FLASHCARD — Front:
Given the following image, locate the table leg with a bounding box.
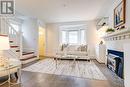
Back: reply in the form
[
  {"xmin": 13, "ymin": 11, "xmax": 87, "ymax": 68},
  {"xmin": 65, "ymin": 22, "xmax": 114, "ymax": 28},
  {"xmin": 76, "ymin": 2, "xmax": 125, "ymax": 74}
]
[
  {"xmin": 7, "ymin": 66, "xmax": 11, "ymax": 87},
  {"xmin": 74, "ymin": 58, "xmax": 75, "ymax": 64},
  {"xmin": 17, "ymin": 67, "xmax": 22, "ymax": 86},
  {"xmin": 55, "ymin": 57, "xmax": 58, "ymax": 68}
]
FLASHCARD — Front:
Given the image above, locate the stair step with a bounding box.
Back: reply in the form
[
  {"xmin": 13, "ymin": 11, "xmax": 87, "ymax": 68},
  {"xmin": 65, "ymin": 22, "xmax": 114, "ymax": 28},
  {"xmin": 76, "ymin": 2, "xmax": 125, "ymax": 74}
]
[
  {"xmin": 10, "ymin": 46, "xmax": 19, "ymax": 48},
  {"xmin": 0, "ymin": 35, "xmax": 8, "ymax": 37},
  {"xmin": 22, "ymin": 52, "xmax": 34, "ymax": 55},
  {"xmin": 21, "ymin": 57, "xmax": 38, "ymax": 64},
  {"xmin": 22, "ymin": 52, "xmax": 35, "ymax": 59},
  {"xmin": 20, "ymin": 56, "xmax": 37, "ymax": 61},
  {"xmin": 16, "ymin": 50, "xmax": 20, "ymax": 52},
  {"xmin": 9, "ymin": 41, "xmax": 13, "ymax": 43}
]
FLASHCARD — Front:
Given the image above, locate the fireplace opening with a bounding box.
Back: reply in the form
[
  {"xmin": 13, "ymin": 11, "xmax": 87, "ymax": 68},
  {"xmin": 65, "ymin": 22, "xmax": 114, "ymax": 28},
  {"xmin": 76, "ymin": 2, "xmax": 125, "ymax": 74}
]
[{"xmin": 107, "ymin": 49, "xmax": 124, "ymax": 79}]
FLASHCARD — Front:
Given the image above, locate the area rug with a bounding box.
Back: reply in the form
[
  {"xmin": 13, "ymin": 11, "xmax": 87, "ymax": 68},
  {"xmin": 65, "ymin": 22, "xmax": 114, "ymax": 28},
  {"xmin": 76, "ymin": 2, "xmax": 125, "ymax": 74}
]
[{"xmin": 22, "ymin": 58, "xmax": 107, "ymax": 80}]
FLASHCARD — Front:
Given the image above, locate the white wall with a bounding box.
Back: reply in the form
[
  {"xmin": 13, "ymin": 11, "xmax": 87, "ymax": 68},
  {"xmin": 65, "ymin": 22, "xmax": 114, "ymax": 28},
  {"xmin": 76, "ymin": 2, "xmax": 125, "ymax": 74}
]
[
  {"xmin": 45, "ymin": 21, "xmax": 99, "ymax": 58},
  {"xmin": 22, "ymin": 18, "xmax": 39, "ymax": 56},
  {"xmin": 45, "ymin": 23, "xmax": 59, "ymax": 56},
  {"xmin": 124, "ymin": 44, "xmax": 130, "ymax": 87}
]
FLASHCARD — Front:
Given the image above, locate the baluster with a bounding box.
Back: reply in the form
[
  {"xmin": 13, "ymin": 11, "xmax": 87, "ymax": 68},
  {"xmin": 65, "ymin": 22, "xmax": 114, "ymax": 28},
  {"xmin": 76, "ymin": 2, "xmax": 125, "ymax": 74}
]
[
  {"xmin": 4, "ymin": 18, "xmax": 7, "ymax": 34},
  {"xmin": 7, "ymin": 25, "xmax": 9, "ymax": 35},
  {"xmin": 0, "ymin": 18, "xmax": 3, "ymax": 34}
]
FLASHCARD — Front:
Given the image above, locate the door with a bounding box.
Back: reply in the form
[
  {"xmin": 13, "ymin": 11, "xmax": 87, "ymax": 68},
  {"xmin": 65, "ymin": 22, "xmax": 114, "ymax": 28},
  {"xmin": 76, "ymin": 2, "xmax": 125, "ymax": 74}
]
[{"xmin": 38, "ymin": 26, "xmax": 45, "ymax": 59}]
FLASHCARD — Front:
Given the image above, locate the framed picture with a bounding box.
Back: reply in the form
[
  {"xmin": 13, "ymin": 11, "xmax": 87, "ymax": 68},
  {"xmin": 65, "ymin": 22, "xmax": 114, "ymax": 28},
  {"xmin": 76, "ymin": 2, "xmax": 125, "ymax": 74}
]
[{"xmin": 114, "ymin": 0, "xmax": 126, "ymax": 28}]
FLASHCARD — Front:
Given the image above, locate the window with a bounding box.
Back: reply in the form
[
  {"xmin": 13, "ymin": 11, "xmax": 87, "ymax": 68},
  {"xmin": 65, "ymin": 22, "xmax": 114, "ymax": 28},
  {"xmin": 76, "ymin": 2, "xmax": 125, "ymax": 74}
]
[
  {"xmin": 80, "ymin": 29, "xmax": 85, "ymax": 44},
  {"xmin": 68, "ymin": 31, "xmax": 78, "ymax": 44},
  {"xmin": 61, "ymin": 31, "xmax": 67, "ymax": 44},
  {"xmin": 61, "ymin": 29, "xmax": 86, "ymax": 45},
  {"xmin": 10, "ymin": 23, "xmax": 19, "ymax": 32}
]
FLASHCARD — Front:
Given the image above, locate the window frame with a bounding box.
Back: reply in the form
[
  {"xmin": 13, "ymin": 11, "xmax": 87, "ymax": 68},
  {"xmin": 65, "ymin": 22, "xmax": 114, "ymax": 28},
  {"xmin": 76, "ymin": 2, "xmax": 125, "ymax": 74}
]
[
  {"xmin": 8, "ymin": 18, "xmax": 23, "ymax": 32},
  {"xmin": 68, "ymin": 30, "xmax": 79, "ymax": 44},
  {"xmin": 60, "ymin": 27, "xmax": 86, "ymax": 45}
]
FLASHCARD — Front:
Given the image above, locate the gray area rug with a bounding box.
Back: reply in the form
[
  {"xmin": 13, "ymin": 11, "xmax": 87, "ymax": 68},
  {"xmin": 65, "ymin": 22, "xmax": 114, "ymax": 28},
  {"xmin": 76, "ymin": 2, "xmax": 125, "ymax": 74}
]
[{"xmin": 23, "ymin": 59, "xmax": 107, "ymax": 80}]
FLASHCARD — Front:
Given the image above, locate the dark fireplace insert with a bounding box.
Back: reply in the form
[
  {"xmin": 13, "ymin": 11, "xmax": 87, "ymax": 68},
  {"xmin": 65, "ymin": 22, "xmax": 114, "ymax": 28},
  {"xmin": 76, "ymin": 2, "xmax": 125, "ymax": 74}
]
[{"xmin": 107, "ymin": 49, "xmax": 124, "ymax": 79}]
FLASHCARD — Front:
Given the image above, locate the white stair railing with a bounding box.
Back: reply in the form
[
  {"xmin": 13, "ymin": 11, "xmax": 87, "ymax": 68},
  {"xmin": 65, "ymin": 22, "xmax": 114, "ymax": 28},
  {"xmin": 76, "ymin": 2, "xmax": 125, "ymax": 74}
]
[{"xmin": 0, "ymin": 17, "xmax": 22, "ymax": 59}]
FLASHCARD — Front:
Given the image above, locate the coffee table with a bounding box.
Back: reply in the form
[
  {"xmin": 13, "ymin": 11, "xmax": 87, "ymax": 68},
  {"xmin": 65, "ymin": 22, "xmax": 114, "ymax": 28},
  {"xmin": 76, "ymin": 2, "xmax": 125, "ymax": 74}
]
[{"xmin": 54, "ymin": 55, "xmax": 79, "ymax": 68}]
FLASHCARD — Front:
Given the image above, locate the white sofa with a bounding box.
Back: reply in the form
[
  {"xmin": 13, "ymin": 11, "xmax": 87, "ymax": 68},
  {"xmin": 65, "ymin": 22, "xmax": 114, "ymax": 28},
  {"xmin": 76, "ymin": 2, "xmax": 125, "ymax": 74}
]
[{"xmin": 56, "ymin": 44, "xmax": 90, "ymax": 60}]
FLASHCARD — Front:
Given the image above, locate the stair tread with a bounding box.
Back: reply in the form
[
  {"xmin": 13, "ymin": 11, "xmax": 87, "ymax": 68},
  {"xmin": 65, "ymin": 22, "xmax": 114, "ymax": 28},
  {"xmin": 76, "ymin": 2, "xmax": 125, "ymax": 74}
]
[
  {"xmin": 10, "ymin": 46, "xmax": 19, "ymax": 48},
  {"xmin": 9, "ymin": 41, "xmax": 13, "ymax": 43},
  {"xmin": 22, "ymin": 52, "xmax": 34, "ymax": 55},
  {"xmin": 21, "ymin": 58, "xmax": 38, "ymax": 65},
  {"xmin": 20, "ymin": 56, "xmax": 37, "ymax": 61},
  {"xmin": 16, "ymin": 50, "xmax": 20, "ymax": 52},
  {"xmin": 0, "ymin": 35, "xmax": 8, "ymax": 37}
]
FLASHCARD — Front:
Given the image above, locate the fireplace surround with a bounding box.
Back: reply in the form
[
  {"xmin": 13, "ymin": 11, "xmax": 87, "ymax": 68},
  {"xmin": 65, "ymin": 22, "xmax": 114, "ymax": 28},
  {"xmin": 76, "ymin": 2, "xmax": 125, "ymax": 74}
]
[{"xmin": 107, "ymin": 49, "xmax": 124, "ymax": 79}]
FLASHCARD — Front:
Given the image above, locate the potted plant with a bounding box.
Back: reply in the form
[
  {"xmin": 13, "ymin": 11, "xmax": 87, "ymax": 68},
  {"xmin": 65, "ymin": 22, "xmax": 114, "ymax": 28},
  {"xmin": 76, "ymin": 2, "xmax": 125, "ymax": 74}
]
[{"xmin": 106, "ymin": 28, "xmax": 115, "ymax": 34}]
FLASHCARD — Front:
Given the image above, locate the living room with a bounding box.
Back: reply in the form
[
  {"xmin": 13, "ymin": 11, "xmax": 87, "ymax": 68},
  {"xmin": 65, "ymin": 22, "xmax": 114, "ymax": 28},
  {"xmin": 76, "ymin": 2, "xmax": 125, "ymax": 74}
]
[{"xmin": 0, "ymin": 0, "xmax": 130, "ymax": 87}]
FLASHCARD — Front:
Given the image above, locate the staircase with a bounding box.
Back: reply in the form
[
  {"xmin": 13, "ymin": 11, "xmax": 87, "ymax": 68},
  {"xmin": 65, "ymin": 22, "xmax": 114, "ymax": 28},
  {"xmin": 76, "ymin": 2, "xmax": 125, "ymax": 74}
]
[
  {"xmin": 0, "ymin": 17, "xmax": 38, "ymax": 64},
  {"xmin": 21, "ymin": 52, "xmax": 37, "ymax": 64}
]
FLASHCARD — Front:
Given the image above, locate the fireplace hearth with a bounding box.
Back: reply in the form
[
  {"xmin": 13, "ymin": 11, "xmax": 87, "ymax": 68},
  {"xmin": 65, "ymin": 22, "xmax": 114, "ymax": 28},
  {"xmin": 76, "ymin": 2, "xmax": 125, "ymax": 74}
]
[{"xmin": 107, "ymin": 50, "xmax": 124, "ymax": 79}]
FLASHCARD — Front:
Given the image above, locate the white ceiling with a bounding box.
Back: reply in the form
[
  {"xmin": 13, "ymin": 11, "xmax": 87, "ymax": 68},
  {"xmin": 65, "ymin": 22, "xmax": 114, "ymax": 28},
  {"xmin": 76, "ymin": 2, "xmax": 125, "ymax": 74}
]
[{"xmin": 15, "ymin": 0, "xmax": 113, "ymax": 23}]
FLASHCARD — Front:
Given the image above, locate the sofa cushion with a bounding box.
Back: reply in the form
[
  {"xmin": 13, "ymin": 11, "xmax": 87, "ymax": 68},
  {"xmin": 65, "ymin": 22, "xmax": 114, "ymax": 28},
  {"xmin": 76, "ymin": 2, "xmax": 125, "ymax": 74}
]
[
  {"xmin": 77, "ymin": 45, "xmax": 87, "ymax": 52},
  {"xmin": 60, "ymin": 44, "xmax": 68, "ymax": 51},
  {"xmin": 81, "ymin": 45, "xmax": 87, "ymax": 52},
  {"xmin": 67, "ymin": 45, "xmax": 79, "ymax": 51}
]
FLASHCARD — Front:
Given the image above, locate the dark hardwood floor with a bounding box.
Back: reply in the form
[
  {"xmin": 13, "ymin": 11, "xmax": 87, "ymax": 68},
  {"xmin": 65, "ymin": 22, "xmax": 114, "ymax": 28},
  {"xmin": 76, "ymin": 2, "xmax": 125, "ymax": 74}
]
[{"xmin": 0, "ymin": 60, "xmax": 124, "ymax": 87}]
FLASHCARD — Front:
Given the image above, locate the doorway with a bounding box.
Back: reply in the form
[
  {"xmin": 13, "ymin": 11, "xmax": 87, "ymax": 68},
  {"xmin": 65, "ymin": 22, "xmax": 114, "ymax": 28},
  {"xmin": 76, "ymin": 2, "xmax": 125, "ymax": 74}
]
[{"xmin": 38, "ymin": 26, "xmax": 45, "ymax": 59}]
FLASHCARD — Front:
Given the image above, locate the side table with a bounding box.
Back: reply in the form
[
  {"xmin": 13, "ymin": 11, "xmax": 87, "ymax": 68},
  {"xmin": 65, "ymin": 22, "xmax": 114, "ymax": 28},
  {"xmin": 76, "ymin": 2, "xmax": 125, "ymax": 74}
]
[{"xmin": 0, "ymin": 58, "xmax": 22, "ymax": 87}]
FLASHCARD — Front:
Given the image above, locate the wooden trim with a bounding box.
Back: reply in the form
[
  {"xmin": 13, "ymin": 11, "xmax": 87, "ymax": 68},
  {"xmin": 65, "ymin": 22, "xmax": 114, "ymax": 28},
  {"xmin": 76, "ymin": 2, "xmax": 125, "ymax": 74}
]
[
  {"xmin": 16, "ymin": 50, "xmax": 20, "ymax": 52},
  {"xmin": 43, "ymin": 56, "xmax": 54, "ymax": 58},
  {"xmin": 22, "ymin": 52, "xmax": 34, "ymax": 55},
  {"xmin": 9, "ymin": 41, "xmax": 13, "ymax": 43},
  {"xmin": 95, "ymin": 59, "xmax": 105, "ymax": 64},
  {"xmin": 10, "ymin": 46, "xmax": 19, "ymax": 48},
  {"xmin": 0, "ymin": 35, "xmax": 8, "ymax": 37}
]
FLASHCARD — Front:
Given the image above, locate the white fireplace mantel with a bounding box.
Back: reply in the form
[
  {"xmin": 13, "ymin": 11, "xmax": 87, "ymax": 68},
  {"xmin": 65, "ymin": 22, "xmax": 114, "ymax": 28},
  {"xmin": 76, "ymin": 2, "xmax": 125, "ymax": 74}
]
[{"xmin": 103, "ymin": 29, "xmax": 130, "ymax": 41}]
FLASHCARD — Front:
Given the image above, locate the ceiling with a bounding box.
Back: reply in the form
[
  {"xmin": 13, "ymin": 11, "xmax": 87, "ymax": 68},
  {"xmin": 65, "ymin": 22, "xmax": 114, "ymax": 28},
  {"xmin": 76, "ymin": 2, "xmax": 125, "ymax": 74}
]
[{"xmin": 15, "ymin": 0, "xmax": 113, "ymax": 23}]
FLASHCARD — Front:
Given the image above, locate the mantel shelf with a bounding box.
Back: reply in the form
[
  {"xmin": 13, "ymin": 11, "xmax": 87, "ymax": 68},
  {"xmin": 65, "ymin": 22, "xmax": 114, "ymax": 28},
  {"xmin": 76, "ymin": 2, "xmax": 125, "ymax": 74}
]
[
  {"xmin": 102, "ymin": 29, "xmax": 130, "ymax": 41},
  {"xmin": 103, "ymin": 29, "xmax": 130, "ymax": 38}
]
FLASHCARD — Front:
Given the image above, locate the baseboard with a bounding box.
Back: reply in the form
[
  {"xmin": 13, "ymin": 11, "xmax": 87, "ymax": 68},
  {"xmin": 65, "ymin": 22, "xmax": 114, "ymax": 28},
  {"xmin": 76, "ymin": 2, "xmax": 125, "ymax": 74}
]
[
  {"xmin": 89, "ymin": 55, "xmax": 96, "ymax": 59},
  {"xmin": 43, "ymin": 55, "xmax": 54, "ymax": 58},
  {"xmin": 95, "ymin": 59, "xmax": 105, "ymax": 64}
]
